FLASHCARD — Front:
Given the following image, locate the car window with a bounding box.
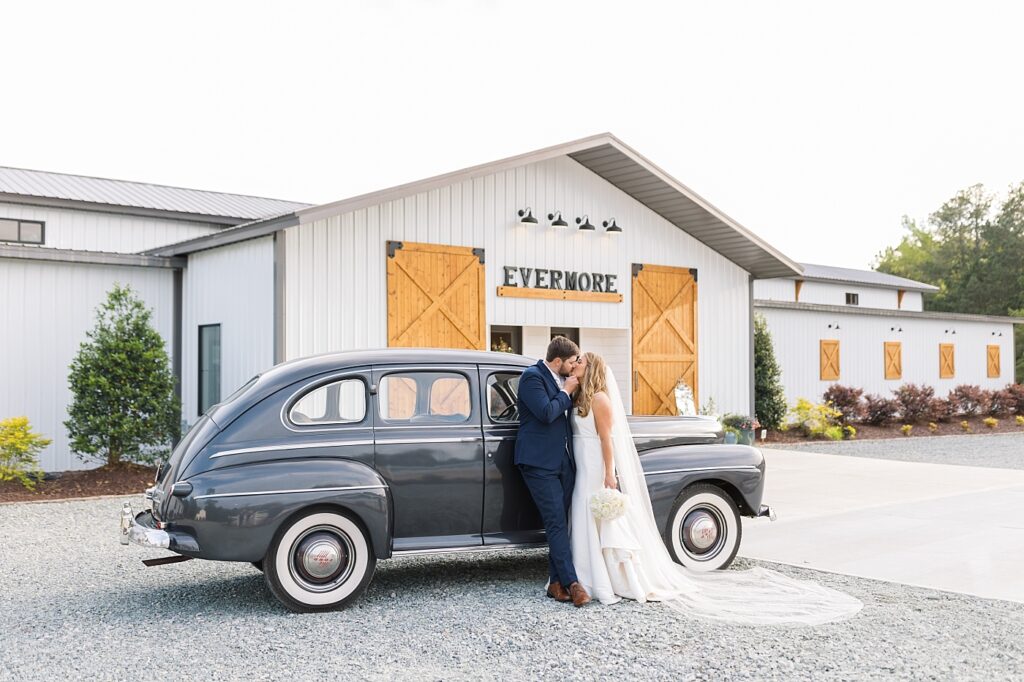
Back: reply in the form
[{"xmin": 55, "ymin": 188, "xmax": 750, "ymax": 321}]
[
  {"xmin": 289, "ymin": 378, "xmax": 367, "ymax": 425},
  {"xmin": 486, "ymin": 372, "xmax": 521, "ymax": 423},
  {"xmin": 379, "ymin": 372, "xmax": 472, "ymax": 424}
]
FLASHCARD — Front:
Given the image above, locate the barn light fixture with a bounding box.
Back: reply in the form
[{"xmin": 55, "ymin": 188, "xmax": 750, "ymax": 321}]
[
  {"xmin": 576, "ymin": 215, "xmax": 596, "ymax": 231},
  {"xmin": 548, "ymin": 211, "xmax": 568, "ymax": 228},
  {"xmin": 890, "ymin": 326, "xmax": 904, "ymax": 333},
  {"xmin": 828, "ymin": 323, "xmax": 841, "ymax": 329},
  {"xmin": 517, "ymin": 208, "xmax": 538, "ymax": 225},
  {"xmin": 603, "ymin": 218, "xmax": 623, "ymax": 235}
]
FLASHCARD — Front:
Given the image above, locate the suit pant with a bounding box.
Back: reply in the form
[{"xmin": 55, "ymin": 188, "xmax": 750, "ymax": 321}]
[{"xmin": 519, "ymin": 452, "xmax": 577, "ymax": 586}]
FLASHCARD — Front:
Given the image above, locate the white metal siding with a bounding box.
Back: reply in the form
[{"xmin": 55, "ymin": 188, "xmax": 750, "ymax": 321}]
[
  {"xmin": 901, "ymin": 291, "xmax": 923, "ymax": 311},
  {"xmin": 756, "ymin": 306, "xmax": 1015, "ymax": 407},
  {"xmin": 753, "ymin": 278, "xmax": 795, "ymax": 301},
  {"xmin": 0, "ymin": 201, "xmax": 223, "ymax": 253},
  {"xmin": 0, "ymin": 258, "xmax": 174, "ymax": 471},
  {"xmin": 755, "ymin": 277, "xmax": 927, "ymax": 312},
  {"xmin": 285, "ymin": 155, "xmax": 752, "ymax": 414},
  {"xmin": 181, "ymin": 236, "xmax": 275, "ymax": 424}
]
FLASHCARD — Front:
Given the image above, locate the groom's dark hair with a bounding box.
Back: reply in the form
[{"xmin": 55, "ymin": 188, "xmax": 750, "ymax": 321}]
[{"xmin": 546, "ymin": 336, "xmax": 580, "ymax": 362}]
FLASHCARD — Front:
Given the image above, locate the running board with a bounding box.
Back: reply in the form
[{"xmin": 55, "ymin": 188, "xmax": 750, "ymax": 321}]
[{"xmin": 391, "ymin": 542, "xmax": 546, "ymax": 557}]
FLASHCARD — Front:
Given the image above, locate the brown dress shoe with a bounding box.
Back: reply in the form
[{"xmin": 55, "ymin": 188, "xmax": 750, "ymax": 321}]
[
  {"xmin": 546, "ymin": 581, "xmax": 572, "ymax": 602},
  {"xmin": 568, "ymin": 582, "xmax": 592, "ymax": 608}
]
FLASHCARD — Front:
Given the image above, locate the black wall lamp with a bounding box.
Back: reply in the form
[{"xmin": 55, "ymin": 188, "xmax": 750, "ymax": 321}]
[
  {"xmin": 575, "ymin": 214, "xmax": 595, "ymax": 231},
  {"xmin": 828, "ymin": 323, "xmax": 841, "ymax": 329},
  {"xmin": 890, "ymin": 326, "xmax": 903, "ymax": 332},
  {"xmin": 548, "ymin": 210, "xmax": 568, "ymax": 228},
  {"xmin": 517, "ymin": 208, "xmax": 538, "ymax": 225},
  {"xmin": 603, "ymin": 217, "xmax": 623, "ymax": 235}
]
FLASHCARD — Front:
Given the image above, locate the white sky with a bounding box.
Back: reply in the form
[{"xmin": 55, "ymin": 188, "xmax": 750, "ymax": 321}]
[{"xmin": 2, "ymin": 1, "xmax": 1021, "ymax": 270}]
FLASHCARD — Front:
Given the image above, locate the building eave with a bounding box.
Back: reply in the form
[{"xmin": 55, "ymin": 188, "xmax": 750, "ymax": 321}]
[
  {"xmin": 753, "ymin": 299, "xmax": 1024, "ymax": 325},
  {"xmin": 0, "ymin": 243, "xmax": 185, "ymax": 269}
]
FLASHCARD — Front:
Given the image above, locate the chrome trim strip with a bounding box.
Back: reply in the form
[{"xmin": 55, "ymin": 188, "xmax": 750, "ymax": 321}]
[
  {"xmin": 629, "ymin": 433, "xmax": 718, "ymax": 438},
  {"xmin": 375, "ymin": 437, "xmax": 481, "ymax": 445},
  {"xmin": 373, "ymin": 424, "xmax": 475, "ymax": 430},
  {"xmin": 392, "ymin": 542, "xmax": 545, "ymax": 557},
  {"xmin": 194, "ymin": 484, "xmax": 386, "ymax": 500},
  {"xmin": 643, "ymin": 465, "xmax": 760, "ymax": 477},
  {"xmin": 210, "ymin": 440, "xmax": 375, "ymax": 458},
  {"xmin": 483, "ymin": 435, "xmax": 516, "ymax": 442}
]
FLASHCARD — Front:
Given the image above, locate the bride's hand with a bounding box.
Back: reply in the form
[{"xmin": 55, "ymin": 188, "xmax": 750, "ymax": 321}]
[{"xmin": 604, "ymin": 472, "xmax": 617, "ymax": 490}]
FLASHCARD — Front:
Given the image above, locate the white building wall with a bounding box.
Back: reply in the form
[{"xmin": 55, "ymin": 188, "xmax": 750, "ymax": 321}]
[
  {"xmin": 755, "ymin": 277, "xmax": 926, "ymax": 312},
  {"xmin": 0, "ymin": 201, "xmax": 223, "ymax": 253},
  {"xmin": 756, "ymin": 306, "xmax": 1015, "ymax": 407},
  {"xmin": 181, "ymin": 236, "xmax": 275, "ymax": 424},
  {"xmin": 0, "ymin": 258, "xmax": 175, "ymax": 471},
  {"xmin": 284, "ymin": 155, "xmax": 753, "ymax": 415}
]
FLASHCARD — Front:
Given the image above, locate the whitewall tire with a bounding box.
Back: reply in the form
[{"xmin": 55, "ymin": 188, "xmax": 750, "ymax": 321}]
[
  {"xmin": 264, "ymin": 509, "xmax": 376, "ymax": 612},
  {"xmin": 664, "ymin": 484, "xmax": 741, "ymax": 572}
]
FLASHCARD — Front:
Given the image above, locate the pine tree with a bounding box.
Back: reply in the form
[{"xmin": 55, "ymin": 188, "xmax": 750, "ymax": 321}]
[
  {"xmin": 64, "ymin": 284, "xmax": 180, "ymax": 466},
  {"xmin": 753, "ymin": 313, "xmax": 787, "ymax": 429}
]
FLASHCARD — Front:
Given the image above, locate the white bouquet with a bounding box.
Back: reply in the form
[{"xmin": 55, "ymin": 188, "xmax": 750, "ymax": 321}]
[{"xmin": 590, "ymin": 487, "xmax": 628, "ymax": 521}]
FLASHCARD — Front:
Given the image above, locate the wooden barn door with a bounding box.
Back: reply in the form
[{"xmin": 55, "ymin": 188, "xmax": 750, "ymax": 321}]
[
  {"xmin": 386, "ymin": 241, "xmax": 486, "ymax": 350},
  {"xmin": 631, "ymin": 264, "xmax": 698, "ymax": 415}
]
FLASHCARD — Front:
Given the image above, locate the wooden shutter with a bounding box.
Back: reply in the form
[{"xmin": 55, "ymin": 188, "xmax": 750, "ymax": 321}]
[
  {"xmin": 632, "ymin": 264, "xmax": 698, "ymax": 415},
  {"xmin": 820, "ymin": 339, "xmax": 840, "ymax": 381},
  {"xmin": 939, "ymin": 343, "xmax": 955, "ymax": 379},
  {"xmin": 884, "ymin": 341, "xmax": 902, "ymax": 380},
  {"xmin": 987, "ymin": 345, "xmax": 1001, "ymax": 378},
  {"xmin": 386, "ymin": 241, "xmax": 486, "ymax": 350}
]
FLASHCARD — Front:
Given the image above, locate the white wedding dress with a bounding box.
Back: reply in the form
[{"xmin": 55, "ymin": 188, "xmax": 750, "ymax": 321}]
[{"xmin": 568, "ymin": 367, "xmax": 863, "ymax": 625}]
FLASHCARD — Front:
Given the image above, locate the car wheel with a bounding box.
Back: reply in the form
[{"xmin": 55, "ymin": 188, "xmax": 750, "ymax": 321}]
[
  {"xmin": 251, "ymin": 560, "xmax": 264, "ymax": 572},
  {"xmin": 664, "ymin": 483, "xmax": 741, "ymax": 572},
  {"xmin": 264, "ymin": 509, "xmax": 376, "ymax": 612}
]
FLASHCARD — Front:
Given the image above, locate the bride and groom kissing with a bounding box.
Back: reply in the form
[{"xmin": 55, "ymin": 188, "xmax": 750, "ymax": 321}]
[{"xmin": 514, "ymin": 336, "xmax": 864, "ymax": 624}]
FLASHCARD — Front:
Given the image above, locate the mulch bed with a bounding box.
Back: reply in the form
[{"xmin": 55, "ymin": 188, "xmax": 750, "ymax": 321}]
[
  {"xmin": 0, "ymin": 462, "xmax": 157, "ymax": 504},
  {"xmin": 763, "ymin": 414, "xmax": 1024, "ymax": 444}
]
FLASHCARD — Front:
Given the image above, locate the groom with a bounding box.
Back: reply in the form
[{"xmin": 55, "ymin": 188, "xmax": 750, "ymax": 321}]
[{"xmin": 515, "ymin": 336, "xmax": 591, "ymax": 607}]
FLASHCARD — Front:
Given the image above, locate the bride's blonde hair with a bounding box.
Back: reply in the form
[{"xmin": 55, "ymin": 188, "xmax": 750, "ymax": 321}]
[{"xmin": 575, "ymin": 351, "xmax": 608, "ymax": 418}]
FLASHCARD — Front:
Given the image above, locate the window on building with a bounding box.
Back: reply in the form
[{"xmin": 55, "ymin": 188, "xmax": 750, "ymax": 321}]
[
  {"xmin": 939, "ymin": 343, "xmax": 955, "ymax": 379},
  {"xmin": 490, "ymin": 325, "xmax": 522, "ymax": 354},
  {"xmin": 198, "ymin": 324, "xmax": 222, "ymax": 414},
  {"xmin": 550, "ymin": 327, "xmax": 580, "ymax": 347},
  {"xmin": 820, "ymin": 339, "xmax": 840, "ymax": 380},
  {"xmin": 0, "ymin": 218, "xmax": 45, "ymax": 245},
  {"xmin": 289, "ymin": 378, "xmax": 367, "ymax": 425},
  {"xmin": 845, "ymin": 293, "xmax": 859, "ymax": 305}
]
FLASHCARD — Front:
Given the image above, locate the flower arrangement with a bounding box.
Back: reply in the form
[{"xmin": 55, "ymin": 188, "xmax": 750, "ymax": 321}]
[
  {"xmin": 900, "ymin": 424, "xmax": 913, "ymax": 436},
  {"xmin": 590, "ymin": 488, "xmax": 628, "ymax": 521},
  {"xmin": 983, "ymin": 417, "xmax": 998, "ymax": 429}
]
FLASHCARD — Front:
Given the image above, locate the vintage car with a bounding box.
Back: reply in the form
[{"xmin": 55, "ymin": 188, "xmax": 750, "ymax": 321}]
[{"xmin": 120, "ymin": 349, "xmax": 774, "ymax": 612}]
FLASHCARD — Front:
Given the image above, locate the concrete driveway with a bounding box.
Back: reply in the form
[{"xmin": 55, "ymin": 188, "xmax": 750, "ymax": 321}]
[{"xmin": 740, "ymin": 447, "xmax": 1024, "ymax": 603}]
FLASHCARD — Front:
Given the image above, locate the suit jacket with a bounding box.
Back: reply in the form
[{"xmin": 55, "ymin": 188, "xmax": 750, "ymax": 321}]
[{"xmin": 514, "ymin": 359, "xmax": 575, "ymax": 471}]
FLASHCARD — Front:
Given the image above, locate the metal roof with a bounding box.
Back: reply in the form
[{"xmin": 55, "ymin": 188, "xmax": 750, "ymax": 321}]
[
  {"xmin": 0, "ymin": 166, "xmax": 311, "ymax": 224},
  {"xmin": 795, "ymin": 262, "xmax": 940, "ymax": 292},
  {"xmin": 754, "ymin": 299, "xmax": 1022, "ymax": 324},
  {"xmin": 0, "ymin": 242, "xmax": 184, "ymax": 269},
  {"xmin": 146, "ymin": 134, "xmax": 804, "ymax": 278}
]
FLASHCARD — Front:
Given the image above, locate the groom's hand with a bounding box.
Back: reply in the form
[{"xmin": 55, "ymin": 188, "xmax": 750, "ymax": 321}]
[{"xmin": 563, "ymin": 375, "xmax": 580, "ymax": 394}]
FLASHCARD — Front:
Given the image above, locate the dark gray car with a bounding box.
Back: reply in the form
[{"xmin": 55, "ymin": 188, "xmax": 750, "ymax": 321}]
[{"xmin": 120, "ymin": 349, "xmax": 774, "ymax": 612}]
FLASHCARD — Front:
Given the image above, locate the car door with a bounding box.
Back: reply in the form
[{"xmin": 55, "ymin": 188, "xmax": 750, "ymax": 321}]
[
  {"xmin": 372, "ymin": 365, "xmax": 485, "ymax": 552},
  {"xmin": 479, "ymin": 365, "xmax": 545, "ymax": 545}
]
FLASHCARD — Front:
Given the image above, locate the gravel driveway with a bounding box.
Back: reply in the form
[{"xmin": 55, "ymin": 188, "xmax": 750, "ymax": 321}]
[
  {"xmin": 2, "ymin": 497, "xmax": 1022, "ymax": 681},
  {"xmin": 765, "ymin": 432, "xmax": 1024, "ymax": 469}
]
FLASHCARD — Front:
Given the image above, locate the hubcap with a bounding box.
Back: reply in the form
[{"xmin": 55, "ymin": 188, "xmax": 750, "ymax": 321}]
[
  {"xmin": 290, "ymin": 526, "xmax": 355, "ymax": 592},
  {"xmin": 680, "ymin": 504, "xmax": 726, "ymax": 559}
]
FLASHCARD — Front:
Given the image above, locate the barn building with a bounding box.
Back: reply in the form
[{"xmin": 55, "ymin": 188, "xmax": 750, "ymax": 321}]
[{"xmin": 754, "ymin": 263, "xmax": 1020, "ymax": 406}]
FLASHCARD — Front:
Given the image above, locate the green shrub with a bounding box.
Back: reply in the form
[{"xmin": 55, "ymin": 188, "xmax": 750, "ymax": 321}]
[
  {"xmin": 822, "ymin": 384, "xmax": 864, "ymax": 424},
  {"xmin": 64, "ymin": 284, "xmax": 180, "ymax": 466},
  {"xmin": 0, "ymin": 417, "xmax": 50, "ymax": 490},
  {"xmin": 782, "ymin": 398, "xmax": 843, "ymax": 439},
  {"xmin": 753, "ymin": 314, "xmax": 787, "ymax": 430}
]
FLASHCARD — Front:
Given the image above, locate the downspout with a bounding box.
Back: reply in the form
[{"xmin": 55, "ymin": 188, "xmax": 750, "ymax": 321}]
[{"xmin": 273, "ymin": 229, "xmax": 287, "ymax": 365}]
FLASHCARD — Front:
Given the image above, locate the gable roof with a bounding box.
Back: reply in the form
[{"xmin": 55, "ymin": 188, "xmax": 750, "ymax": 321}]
[
  {"xmin": 143, "ymin": 133, "xmax": 803, "ymax": 278},
  {"xmin": 0, "ymin": 165, "xmax": 311, "ymax": 224},
  {"xmin": 796, "ymin": 262, "xmax": 940, "ymax": 292}
]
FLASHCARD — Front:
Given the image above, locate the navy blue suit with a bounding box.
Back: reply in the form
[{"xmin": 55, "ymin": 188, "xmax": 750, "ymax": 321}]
[{"xmin": 515, "ymin": 359, "xmax": 578, "ymax": 586}]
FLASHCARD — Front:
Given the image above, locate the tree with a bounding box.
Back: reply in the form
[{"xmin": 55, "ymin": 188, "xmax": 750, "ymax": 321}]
[
  {"xmin": 753, "ymin": 313, "xmax": 787, "ymax": 429},
  {"xmin": 876, "ymin": 182, "xmax": 1024, "ymax": 382},
  {"xmin": 65, "ymin": 284, "xmax": 180, "ymax": 466}
]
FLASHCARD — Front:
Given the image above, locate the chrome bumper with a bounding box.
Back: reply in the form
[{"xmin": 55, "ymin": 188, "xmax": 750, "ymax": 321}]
[
  {"xmin": 119, "ymin": 501, "xmax": 170, "ymax": 549},
  {"xmin": 757, "ymin": 504, "xmax": 777, "ymax": 522}
]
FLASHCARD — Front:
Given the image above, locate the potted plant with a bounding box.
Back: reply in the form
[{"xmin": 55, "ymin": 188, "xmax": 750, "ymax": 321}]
[{"xmin": 722, "ymin": 414, "xmax": 760, "ymax": 445}]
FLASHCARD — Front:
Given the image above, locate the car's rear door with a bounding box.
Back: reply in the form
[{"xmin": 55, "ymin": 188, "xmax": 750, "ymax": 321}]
[
  {"xmin": 479, "ymin": 365, "xmax": 544, "ymax": 545},
  {"xmin": 372, "ymin": 364, "xmax": 484, "ymax": 552}
]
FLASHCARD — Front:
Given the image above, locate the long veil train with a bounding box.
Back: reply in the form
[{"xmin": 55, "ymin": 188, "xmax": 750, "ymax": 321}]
[{"xmin": 603, "ymin": 367, "xmax": 863, "ymax": 625}]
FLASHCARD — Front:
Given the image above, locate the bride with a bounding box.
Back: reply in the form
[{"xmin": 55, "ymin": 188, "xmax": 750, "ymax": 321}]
[{"xmin": 567, "ymin": 352, "xmax": 863, "ymax": 625}]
